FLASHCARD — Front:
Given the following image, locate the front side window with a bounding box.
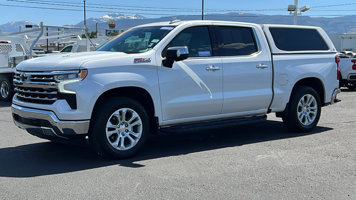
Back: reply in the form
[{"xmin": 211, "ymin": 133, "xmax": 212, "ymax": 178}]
[
  {"xmin": 163, "ymin": 26, "xmax": 212, "ymax": 58},
  {"xmin": 98, "ymin": 26, "xmax": 175, "ymax": 54},
  {"xmin": 215, "ymin": 26, "xmax": 258, "ymax": 56}
]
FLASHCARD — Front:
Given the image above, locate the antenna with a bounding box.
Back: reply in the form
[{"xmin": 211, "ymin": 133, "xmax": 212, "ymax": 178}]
[{"xmin": 169, "ymin": 18, "xmax": 181, "ymax": 24}]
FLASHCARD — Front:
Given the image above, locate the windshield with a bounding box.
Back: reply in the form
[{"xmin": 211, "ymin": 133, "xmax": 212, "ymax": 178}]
[
  {"xmin": 61, "ymin": 45, "xmax": 73, "ymax": 53},
  {"xmin": 97, "ymin": 26, "xmax": 175, "ymax": 53}
]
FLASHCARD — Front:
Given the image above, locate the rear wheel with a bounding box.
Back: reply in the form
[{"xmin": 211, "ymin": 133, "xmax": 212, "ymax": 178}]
[
  {"xmin": 282, "ymin": 86, "xmax": 321, "ymax": 132},
  {"xmin": 89, "ymin": 97, "xmax": 150, "ymax": 159},
  {"xmin": 0, "ymin": 78, "xmax": 13, "ymax": 102}
]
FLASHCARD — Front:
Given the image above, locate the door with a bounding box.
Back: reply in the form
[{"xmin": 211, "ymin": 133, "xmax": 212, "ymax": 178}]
[
  {"xmin": 213, "ymin": 26, "xmax": 273, "ymax": 114},
  {"xmin": 158, "ymin": 26, "xmax": 223, "ymax": 122}
]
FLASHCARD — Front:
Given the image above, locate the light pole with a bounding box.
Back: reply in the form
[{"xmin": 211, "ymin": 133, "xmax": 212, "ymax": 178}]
[
  {"xmin": 83, "ymin": 0, "xmax": 90, "ymax": 51},
  {"xmin": 293, "ymin": 0, "xmax": 298, "ymax": 25},
  {"xmin": 96, "ymin": 22, "xmax": 98, "ymax": 38},
  {"xmin": 83, "ymin": 0, "xmax": 86, "ymax": 27},
  {"xmin": 288, "ymin": 0, "xmax": 310, "ymax": 25},
  {"xmin": 202, "ymin": 0, "xmax": 204, "ymax": 20}
]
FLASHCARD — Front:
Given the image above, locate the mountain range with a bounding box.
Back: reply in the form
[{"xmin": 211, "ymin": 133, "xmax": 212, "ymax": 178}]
[{"xmin": 1, "ymin": 13, "xmax": 356, "ymax": 34}]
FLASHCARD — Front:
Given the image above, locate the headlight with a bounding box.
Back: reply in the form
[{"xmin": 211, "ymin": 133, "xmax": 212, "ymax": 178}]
[
  {"xmin": 56, "ymin": 69, "xmax": 88, "ymax": 94},
  {"xmin": 55, "ymin": 69, "xmax": 88, "ymax": 81}
]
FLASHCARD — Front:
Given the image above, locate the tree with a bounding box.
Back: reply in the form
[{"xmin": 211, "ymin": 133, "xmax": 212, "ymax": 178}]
[{"xmin": 81, "ymin": 31, "xmax": 98, "ymax": 38}]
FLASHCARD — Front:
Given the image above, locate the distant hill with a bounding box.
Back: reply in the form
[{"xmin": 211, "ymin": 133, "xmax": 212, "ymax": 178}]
[
  {"xmin": 1, "ymin": 13, "xmax": 356, "ymax": 34},
  {"xmin": 0, "ymin": 21, "xmax": 34, "ymax": 33}
]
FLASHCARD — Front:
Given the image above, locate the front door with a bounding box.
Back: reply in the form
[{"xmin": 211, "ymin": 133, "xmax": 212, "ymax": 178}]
[{"xmin": 158, "ymin": 26, "xmax": 223, "ymax": 122}]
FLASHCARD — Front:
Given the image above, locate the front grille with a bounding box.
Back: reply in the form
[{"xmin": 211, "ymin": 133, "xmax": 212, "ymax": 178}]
[
  {"xmin": 16, "ymin": 86, "xmax": 58, "ymax": 104},
  {"xmin": 14, "ymin": 71, "xmax": 58, "ymax": 105},
  {"xmin": 13, "ymin": 70, "xmax": 77, "ymax": 109}
]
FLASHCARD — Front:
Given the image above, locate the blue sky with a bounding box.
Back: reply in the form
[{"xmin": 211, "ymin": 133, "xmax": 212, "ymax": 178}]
[{"xmin": 0, "ymin": 0, "xmax": 356, "ymax": 25}]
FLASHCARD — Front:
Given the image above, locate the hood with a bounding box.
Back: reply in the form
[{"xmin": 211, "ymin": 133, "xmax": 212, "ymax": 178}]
[{"xmin": 16, "ymin": 51, "xmax": 128, "ymax": 71}]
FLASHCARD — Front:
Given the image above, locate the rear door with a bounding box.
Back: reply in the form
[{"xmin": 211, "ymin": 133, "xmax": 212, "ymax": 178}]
[{"xmin": 213, "ymin": 25, "xmax": 273, "ymax": 114}]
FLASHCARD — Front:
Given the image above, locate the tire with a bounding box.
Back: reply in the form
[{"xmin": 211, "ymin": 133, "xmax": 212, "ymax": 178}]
[
  {"xmin": 282, "ymin": 86, "xmax": 321, "ymax": 132},
  {"xmin": 89, "ymin": 97, "xmax": 150, "ymax": 159},
  {"xmin": 0, "ymin": 78, "xmax": 13, "ymax": 102}
]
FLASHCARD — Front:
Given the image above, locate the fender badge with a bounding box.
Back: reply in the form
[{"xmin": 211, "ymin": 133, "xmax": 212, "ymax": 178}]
[{"xmin": 134, "ymin": 58, "xmax": 151, "ymax": 63}]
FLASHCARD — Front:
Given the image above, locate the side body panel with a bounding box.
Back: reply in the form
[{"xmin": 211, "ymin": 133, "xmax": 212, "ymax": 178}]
[
  {"xmin": 263, "ymin": 24, "xmax": 339, "ymax": 111},
  {"xmin": 270, "ymin": 54, "xmax": 338, "ymax": 112}
]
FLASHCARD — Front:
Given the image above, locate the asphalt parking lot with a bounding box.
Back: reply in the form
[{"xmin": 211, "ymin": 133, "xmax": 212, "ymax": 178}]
[{"xmin": 0, "ymin": 90, "xmax": 355, "ymax": 200}]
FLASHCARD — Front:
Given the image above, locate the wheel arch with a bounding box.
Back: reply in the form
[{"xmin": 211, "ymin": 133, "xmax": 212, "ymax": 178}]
[
  {"xmin": 290, "ymin": 77, "xmax": 325, "ymax": 106},
  {"xmin": 91, "ymin": 86, "xmax": 158, "ymax": 130}
]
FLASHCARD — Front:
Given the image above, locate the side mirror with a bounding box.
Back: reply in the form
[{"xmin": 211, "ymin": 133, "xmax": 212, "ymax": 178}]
[{"xmin": 162, "ymin": 46, "xmax": 189, "ymax": 68}]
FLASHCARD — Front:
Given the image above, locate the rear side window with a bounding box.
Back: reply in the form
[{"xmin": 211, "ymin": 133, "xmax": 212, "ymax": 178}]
[
  {"xmin": 269, "ymin": 28, "xmax": 329, "ymax": 51},
  {"xmin": 215, "ymin": 26, "xmax": 258, "ymax": 56}
]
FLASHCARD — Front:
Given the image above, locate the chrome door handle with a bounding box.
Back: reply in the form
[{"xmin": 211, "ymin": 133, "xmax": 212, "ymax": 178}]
[
  {"xmin": 206, "ymin": 65, "xmax": 220, "ymax": 71},
  {"xmin": 256, "ymin": 64, "xmax": 268, "ymax": 69}
]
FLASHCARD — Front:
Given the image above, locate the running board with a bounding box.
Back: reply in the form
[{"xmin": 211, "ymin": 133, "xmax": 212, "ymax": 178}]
[{"xmin": 160, "ymin": 115, "xmax": 267, "ymax": 133}]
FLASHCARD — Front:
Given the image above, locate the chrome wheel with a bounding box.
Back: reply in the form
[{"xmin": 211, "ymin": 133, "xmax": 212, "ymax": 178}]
[
  {"xmin": 297, "ymin": 94, "xmax": 318, "ymax": 126},
  {"xmin": 105, "ymin": 108, "xmax": 143, "ymax": 151},
  {"xmin": 0, "ymin": 81, "xmax": 10, "ymax": 99}
]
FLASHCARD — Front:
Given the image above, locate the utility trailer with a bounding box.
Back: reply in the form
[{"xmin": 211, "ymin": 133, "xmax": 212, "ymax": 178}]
[{"xmin": 0, "ymin": 36, "xmax": 29, "ymax": 101}]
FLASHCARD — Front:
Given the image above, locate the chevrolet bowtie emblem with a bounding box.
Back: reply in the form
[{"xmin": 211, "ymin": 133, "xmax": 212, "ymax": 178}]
[{"xmin": 20, "ymin": 73, "xmax": 28, "ymax": 82}]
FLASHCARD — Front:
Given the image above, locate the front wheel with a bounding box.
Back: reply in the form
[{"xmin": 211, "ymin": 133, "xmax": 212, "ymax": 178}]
[
  {"xmin": 282, "ymin": 86, "xmax": 321, "ymax": 132},
  {"xmin": 89, "ymin": 97, "xmax": 150, "ymax": 159}
]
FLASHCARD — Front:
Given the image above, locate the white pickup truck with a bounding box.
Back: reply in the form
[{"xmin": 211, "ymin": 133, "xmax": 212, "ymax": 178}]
[
  {"xmin": 12, "ymin": 20, "xmax": 341, "ymax": 158},
  {"xmin": 60, "ymin": 41, "xmax": 98, "ymax": 53},
  {"xmin": 339, "ymin": 57, "xmax": 356, "ymax": 89}
]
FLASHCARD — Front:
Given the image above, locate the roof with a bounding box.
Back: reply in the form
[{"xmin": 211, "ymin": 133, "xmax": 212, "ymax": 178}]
[
  {"xmin": 136, "ymin": 20, "xmax": 259, "ymax": 28},
  {"xmin": 135, "ymin": 20, "xmax": 324, "ymax": 30},
  {"xmin": 262, "ymin": 24, "xmax": 321, "ymax": 29}
]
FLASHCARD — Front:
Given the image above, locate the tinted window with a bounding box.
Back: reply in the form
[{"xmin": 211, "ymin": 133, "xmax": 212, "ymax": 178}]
[
  {"xmin": 269, "ymin": 28, "xmax": 329, "ymax": 51},
  {"xmin": 215, "ymin": 26, "xmax": 258, "ymax": 56},
  {"xmin": 164, "ymin": 26, "xmax": 212, "ymax": 57}
]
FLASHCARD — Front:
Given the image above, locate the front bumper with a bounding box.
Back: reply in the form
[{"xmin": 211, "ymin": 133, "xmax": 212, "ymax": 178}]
[{"xmin": 12, "ymin": 104, "xmax": 89, "ymax": 138}]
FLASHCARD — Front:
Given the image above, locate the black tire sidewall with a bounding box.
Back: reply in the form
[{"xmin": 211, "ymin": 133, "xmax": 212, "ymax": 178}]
[
  {"xmin": 0, "ymin": 79, "xmax": 13, "ymax": 102},
  {"xmin": 90, "ymin": 97, "xmax": 150, "ymax": 158},
  {"xmin": 285, "ymin": 86, "xmax": 321, "ymax": 132}
]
